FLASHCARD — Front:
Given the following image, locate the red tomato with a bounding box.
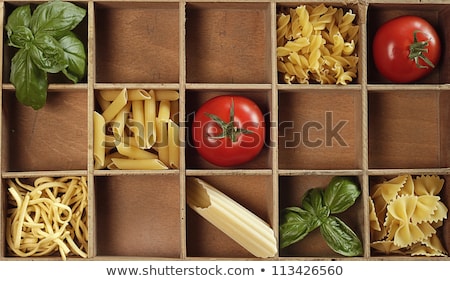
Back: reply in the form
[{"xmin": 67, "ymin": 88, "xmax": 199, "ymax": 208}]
[
  {"xmin": 191, "ymin": 95, "xmax": 265, "ymax": 167},
  {"xmin": 372, "ymin": 15, "xmax": 441, "ymax": 83}
]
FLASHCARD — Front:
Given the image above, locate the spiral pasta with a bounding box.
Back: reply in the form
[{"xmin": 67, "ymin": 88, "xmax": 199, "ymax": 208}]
[{"xmin": 277, "ymin": 4, "xmax": 359, "ymax": 85}]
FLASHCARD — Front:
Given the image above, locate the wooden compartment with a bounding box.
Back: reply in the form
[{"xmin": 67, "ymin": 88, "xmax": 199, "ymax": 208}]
[
  {"xmin": 94, "ymin": 1, "xmax": 180, "ymax": 83},
  {"xmin": 185, "ymin": 2, "xmax": 271, "ymax": 84},
  {"xmin": 0, "ymin": 0, "xmax": 449, "ymax": 261},
  {"xmin": 2, "ymin": 88, "xmax": 88, "ymax": 172},
  {"xmin": 185, "ymin": 89, "xmax": 272, "ymax": 169},
  {"xmin": 367, "ymin": 3, "xmax": 450, "ymax": 84},
  {"xmin": 278, "ymin": 88, "xmax": 363, "ymax": 170},
  {"xmin": 368, "ymin": 89, "xmax": 448, "ymax": 169},
  {"xmin": 95, "ymin": 174, "xmax": 181, "ymax": 258},
  {"xmin": 279, "ymin": 175, "xmax": 364, "ymax": 258},
  {"xmin": 186, "ymin": 175, "xmax": 274, "ymax": 258}
]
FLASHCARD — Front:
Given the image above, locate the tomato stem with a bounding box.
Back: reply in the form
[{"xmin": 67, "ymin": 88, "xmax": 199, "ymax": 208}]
[
  {"xmin": 409, "ymin": 30, "xmax": 435, "ymax": 69},
  {"xmin": 205, "ymin": 98, "xmax": 254, "ymax": 142}
]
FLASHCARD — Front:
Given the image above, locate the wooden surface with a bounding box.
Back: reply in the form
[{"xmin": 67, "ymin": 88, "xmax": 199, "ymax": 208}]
[{"xmin": 0, "ymin": 0, "xmax": 449, "ymax": 261}]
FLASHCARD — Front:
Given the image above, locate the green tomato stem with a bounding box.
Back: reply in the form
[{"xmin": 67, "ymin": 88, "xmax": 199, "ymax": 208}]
[
  {"xmin": 205, "ymin": 98, "xmax": 254, "ymax": 142},
  {"xmin": 409, "ymin": 30, "xmax": 435, "ymax": 69}
]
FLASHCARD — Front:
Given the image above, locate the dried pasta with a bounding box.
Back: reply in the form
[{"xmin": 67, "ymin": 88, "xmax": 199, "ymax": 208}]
[
  {"xmin": 6, "ymin": 177, "xmax": 88, "ymax": 260},
  {"xmin": 369, "ymin": 174, "xmax": 448, "ymax": 257},
  {"xmin": 94, "ymin": 88, "xmax": 179, "ymax": 170},
  {"xmin": 277, "ymin": 4, "xmax": 359, "ymax": 85}
]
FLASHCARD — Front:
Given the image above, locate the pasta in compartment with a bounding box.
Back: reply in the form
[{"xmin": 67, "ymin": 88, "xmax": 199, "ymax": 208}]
[
  {"xmin": 94, "ymin": 88, "xmax": 180, "ymax": 170},
  {"xmin": 6, "ymin": 176, "xmax": 88, "ymax": 260},
  {"xmin": 369, "ymin": 174, "xmax": 448, "ymax": 257},
  {"xmin": 276, "ymin": 4, "xmax": 359, "ymax": 85}
]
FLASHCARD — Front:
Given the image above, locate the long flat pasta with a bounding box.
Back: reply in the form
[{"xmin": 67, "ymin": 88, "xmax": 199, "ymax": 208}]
[{"xmin": 6, "ymin": 177, "xmax": 88, "ymax": 260}]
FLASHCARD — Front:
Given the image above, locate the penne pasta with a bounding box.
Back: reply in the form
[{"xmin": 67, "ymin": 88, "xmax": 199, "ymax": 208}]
[
  {"xmin": 116, "ymin": 141, "xmax": 159, "ymax": 160},
  {"xmin": 155, "ymin": 90, "xmax": 180, "ymax": 101},
  {"xmin": 111, "ymin": 102, "xmax": 131, "ymax": 140},
  {"xmin": 110, "ymin": 158, "xmax": 168, "ymax": 170},
  {"xmin": 168, "ymin": 119, "xmax": 180, "ymax": 169},
  {"xmin": 99, "ymin": 88, "xmax": 152, "ymax": 101},
  {"xmin": 129, "ymin": 100, "xmax": 146, "ymax": 148},
  {"xmin": 93, "ymin": 111, "xmax": 106, "ymax": 168},
  {"xmin": 102, "ymin": 88, "xmax": 128, "ymax": 122},
  {"xmin": 144, "ymin": 90, "xmax": 157, "ymax": 148}
]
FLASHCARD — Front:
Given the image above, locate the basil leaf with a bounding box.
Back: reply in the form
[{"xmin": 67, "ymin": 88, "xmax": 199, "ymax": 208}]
[
  {"xmin": 324, "ymin": 176, "xmax": 361, "ymax": 214},
  {"xmin": 30, "ymin": 33, "xmax": 68, "ymax": 73},
  {"xmin": 302, "ymin": 188, "xmax": 329, "ymax": 223},
  {"xmin": 320, "ymin": 216, "xmax": 363, "ymax": 257},
  {"xmin": 5, "ymin": 5, "xmax": 32, "ymax": 48},
  {"xmin": 59, "ymin": 32, "xmax": 86, "ymax": 83},
  {"xmin": 279, "ymin": 207, "xmax": 315, "ymax": 248},
  {"xmin": 31, "ymin": 0, "xmax": 86, "ymax": 39},
  {"xmin": 10, "ymin": 48, "xmax": 48, "ymax": 110}
]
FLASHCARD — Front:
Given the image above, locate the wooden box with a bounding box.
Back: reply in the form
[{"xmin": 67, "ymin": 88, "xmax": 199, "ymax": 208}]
[{"xmin": 1, "ymin": 0, "xmax": 449, "ymax": 261}]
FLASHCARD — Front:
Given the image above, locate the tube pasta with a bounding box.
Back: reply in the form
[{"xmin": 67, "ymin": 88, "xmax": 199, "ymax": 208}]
[
  {"xmin": 94, "ymin": 88, "xmax": 179, "ymax": 170},
  {"xmin": 102, "ymin": 88, "xmax": 128, "ymax": 122},
  {"xmin": 110, "ymin": 158, "xmax": 168, "ymax": 170},
  {"xmin": 6, "ymin": 177, "xmax": 88, "ymax": 260},
  {"xmin": 186, "ymin": 177, "xmax": 277, "ymax": 258},
  {"xmin": 277, "ymin": 4, "xmax": 359, "ymax": 85},
  {"xmin": 99, "ymin": 88, "xmax": 152, "ymax": 101},
  {"xmin": 93, "ymin": 111, "xmax": 106, "ymax": 169}
]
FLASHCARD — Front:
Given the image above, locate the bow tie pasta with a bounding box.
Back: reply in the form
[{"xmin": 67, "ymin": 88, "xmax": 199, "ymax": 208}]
[{"xmin": 370, "ymin": 175, "xmax": 448, "ymax": 257}]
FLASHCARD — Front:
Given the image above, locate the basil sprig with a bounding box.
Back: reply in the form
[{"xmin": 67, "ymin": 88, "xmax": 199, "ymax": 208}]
[
  {"xmin": 5, "ymin": 1, "xmax": 86, "ymax": 110},
  {"xmin": 280, "ymin": 176, "xmax": 363, "ymax": 257}
]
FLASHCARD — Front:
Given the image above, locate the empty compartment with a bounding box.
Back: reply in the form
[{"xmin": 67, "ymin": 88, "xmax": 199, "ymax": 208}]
[
  {"xmin": 276, "ymin": 2, "xmax": 362, "ymax": 85},
  {"xmin": 95, "ymin": 174, "xmax": 181, "ymax": 258},
  {"xmin": 186, "ymin": 2, "xmax": 271, "ymax": 83},
  {"xmin": 185, "ymin": 89, "xmax": 272, "ymax": 169},
  {"xmin": 367, "ymin": 4, "xmax": 450, "ymax": 84},
  {"xmin": 369, "ymin": 174, "xmax": 449, "ymax": 258},
  {"xmin": 186, "ymin": 175, "xmax": 274, "ymax": 258},
  {"xmin": 368, "ymin": 90, "xmax": 446, "ymax": 169},
  {"xmin": 279, "ymin": 175, "xmax": 364, "ymax": 258},
  {"xmin": 2, "ymin": 1, "xmax": 88, "ymax": 84},
  {"xmin": 278, "ymin": 89, "xmax": 362, "ymax": 170},
  {"xmin": 1, "ymin": 89, "xmax": 88, "ymax": 172},
  {"xmin": 94, "ymin": 2, "xmax": 179, "ymax": 83}
]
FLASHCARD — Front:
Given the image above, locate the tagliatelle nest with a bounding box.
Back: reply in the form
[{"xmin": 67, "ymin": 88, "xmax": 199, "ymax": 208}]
[{"xmin": 369, "ymin": 175, "xmax": 448, "ymax": 257}]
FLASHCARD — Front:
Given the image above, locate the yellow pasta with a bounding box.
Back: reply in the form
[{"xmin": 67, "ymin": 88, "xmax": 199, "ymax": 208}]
[
  {"xmin": 94, "ymin": 88, "xmax": 180, "ymax": 170},
  {"xmin": 277, "ymin": 4, "xmax": 359, "ymax": 85},
  {"xmin": 93, "ymin": 111, "xmax": 106, "ymax": 169},
  {"xmin": 144, "ymin": 90, "xmax": 157, "ymax": 148},
  {"xmin": 101, "ymin": 88, "xmax": 128, "ymax": 122},
  {"xmin": 99, "ymin": 88, "xmax": 152, "ymax": 101},
  {"xmin": 6, "ymin": 177, "xmax": 88, "ymax": 260},
  {"xmin": 370, "ymin": 174, "xmax": 448, "ymax": 256},
  {"xmin": 110, "ymin": 158, "xmax": 168, "ymax": 170}
]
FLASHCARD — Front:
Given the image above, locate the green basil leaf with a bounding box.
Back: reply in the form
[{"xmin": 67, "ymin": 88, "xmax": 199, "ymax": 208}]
[
  {"xmin": 302, "ymin": 188, "xmax": 329, "ymax": 223},
  {"xmin": 30, "ymin": 33, "xmax": 68, "ymax": 73},
  {"xmin": 320, "ymin": 216, "xmax": 363, "ymax": 257},
  {"xmin": 5, "ymin": 5, "xmax": 32, "ymax": 48},
  {"xmin": 10, "ymin": 48, "xmax": 48, "ymax": 110},
  {"xmin": 7, "ymin": 26, "xmax": 34, "ymax": 49},
  {"xmin": 31, "ymin": 0, "xmax": 86, "ymax": 39},
  {"xmin": 279, "ymin": 207, "xmax": 315, "ymax": 248},
  {"xmin": 323, "ymin": 176, "xmax": 361, "ymax": 214},
  {"xmin": 59, "ymin": 32, "xmax": 86, "ymax": 83}
]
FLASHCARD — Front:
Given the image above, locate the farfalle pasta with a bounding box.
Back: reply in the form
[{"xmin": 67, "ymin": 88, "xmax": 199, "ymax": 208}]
[
  {"xmin": 277, "ymin": 4, "xmax": 359, "ymax": 85},
  {"xmin": 369, "ymin": 175, "xmax": 448, "ymax": 256}
]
